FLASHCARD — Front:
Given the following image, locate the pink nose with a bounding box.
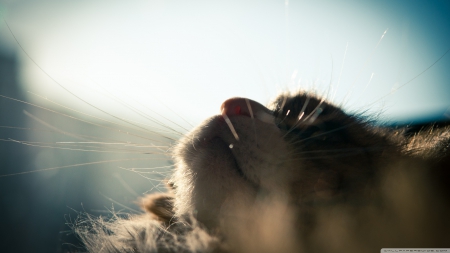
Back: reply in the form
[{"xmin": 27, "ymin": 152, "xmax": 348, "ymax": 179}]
[{"xmin": 220, "ymin": 97, "xmax": 269, "ymax": 118}]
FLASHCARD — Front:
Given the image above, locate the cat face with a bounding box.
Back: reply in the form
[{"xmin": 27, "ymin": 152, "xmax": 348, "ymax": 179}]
[{"xmin": 171, "ymin": 92, "xmax": 400, "ymax": 228}]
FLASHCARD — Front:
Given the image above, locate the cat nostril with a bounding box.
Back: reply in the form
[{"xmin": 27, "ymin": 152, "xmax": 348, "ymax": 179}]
[
  {"xmin": 234, "ymin": 105, "xmax": 242, "ymax": 115},
  {"xmin": 221, "ymin": 98, "xmax": 254, "ymax": 118},
  {"xmin": 221, "ymin": 97, "xmax": 275, "ymax": 124}
]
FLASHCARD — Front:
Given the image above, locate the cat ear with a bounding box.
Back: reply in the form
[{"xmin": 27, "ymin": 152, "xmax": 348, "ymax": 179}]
[{"xmin": 140, "ymin": 193, "xmax": 175, "ymax": 225}]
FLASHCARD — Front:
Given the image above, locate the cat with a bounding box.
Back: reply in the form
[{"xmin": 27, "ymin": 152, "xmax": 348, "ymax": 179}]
[
  {"xmin": 1, "ymin": 2, "xmax": 449, "ymax": 252},
  {"xmin": 73, "ymin": 91, "xmax": 450, "ymax": 253}
]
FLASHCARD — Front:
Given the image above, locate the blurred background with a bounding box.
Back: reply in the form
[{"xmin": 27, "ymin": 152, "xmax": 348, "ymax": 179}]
[{"xmin": 0, "ymin": 0, "xmax": 449, "ymax": 252}]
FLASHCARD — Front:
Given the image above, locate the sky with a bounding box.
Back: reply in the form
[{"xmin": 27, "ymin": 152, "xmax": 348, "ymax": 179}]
[{"xmin": 0, "ymin": 0, "xmax": 449, "ymax": 127}]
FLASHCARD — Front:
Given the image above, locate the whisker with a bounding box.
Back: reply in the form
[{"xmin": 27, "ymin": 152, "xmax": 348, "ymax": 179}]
[
  {"xmin": 222, "ymin": 113, "xmax": 240, "ymax": 141},
  {"xmin": 5, "ymin": 139, "xmax": 168, "ymax": 154},
  {"xmin": 362, "ymin": 73, "xmax": 375, "ymax": 95},
  {"xmin": 365, "ymin": 46, "xmax": 450, "ymax": 108},
  {"xmin": 88, "ymin": 83, "xmax": 189, "ymax": 134},
  {"xmin": 0, "ymin": 125, "xmax": 163, "ymax": 147},
  {"xmin": 152, "ymin": 96, "xmax": 195, "ymax": 129},
  {"xmin": 119, "ymin": 167, "xmax": 168, "ymax": 192},
  {"xmin": 288, "ymin": 145, "xmax": 387, "ymax": 156},
  {"xmin": 245, "ymin": 98, "xmax": 259, "ymax": 146},
  {"xmin": 282, "ymin": 97, "xmax": 324, "ymax": 138},
  {"xmin": 352, "ymin": 28, "xmax": 388, "ymax": 87},
  {"xmin": 57, "ymin": 141, "xmax": 169, "ymax": 149},
  {"xmin": 279, "ymin": 96, "xmax": 310, "ymax": 137},
  {"xmin": 112, "ymin": 173, "xmax": 140, "ymax": 197},
  {"xmin": 3, "ymin": 17, "xmax": 182, "ymax": 146},
  {"xmin": 0, "ymin": 94, "xmax": 175, "ymax": 144},
  {"xmin": 283, "ymin": 146, "xmax": 388, "ymax": 162},
  {"xmin": 4, "ymin": 19, "xmax": 171, "ymax": 139},
  {"xmin": 98, "ymin": 193, "xmax": 142, "ymax": 214},
  {"xmin": 121, "ymin": 170, "xmax": 171, "ymax": 182},
  {"xmin": 301, "ymin": 99, "xmax": 325, "ymax": 123},
  {"xmin": 0, "ymin": 157, "xmax": 161, "ymax": 178},
  {"xmin": 306, "ymin": 106, "xmax": 323, "ymax": 124},
  {"xmin": 132, "ymin": 95, "xmax": 192, "ymax": 133},
  {"xmin": 289, "ymin": 122, "xmax": 358, "ymax": 146},
  {"xmin": 28, "ymin": 91, "xmax": 181, "ymax": 137},
  {"xmin": 342, "ymin": 29, "xmax": 389, "ymax": 105},
  {"xmin": 245, "ymin": 99, "xmax": 255, "ymax": 119},
  {"xmin": 120, "ymin": 165, "xmax": 174, "ymax": 171},
  {"xmin": 119, "ymin": 165, "xmax": 174, "ymax": 181},
  {"xmin": 24, "ymin": 110, "xmax": 93, "ymax": 142},
  {"xmin": 297, "ymin": 96, "xmax": 311, "ymax": 121},
  {"xmin": 21, "ymin": 110, "xmax": 172, "ymax": 153}
]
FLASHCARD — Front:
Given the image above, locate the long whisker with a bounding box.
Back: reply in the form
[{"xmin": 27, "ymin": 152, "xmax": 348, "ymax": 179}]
[
  {"xmin": 24, "ymin": 110, "xmax": 92, "ymax": 142},
  {"xmin": 98, "ymin": 193, "xmax": 142, "ymax": 214},
  {"xmin": 23, "ymin": 110, "xmax": 173, "ymax": 154},
  {"xmin": 89, "ymin": 82, "xmax": 189, "ymax": 134},
  {"xmin": 0, "ymin": 157, "xmax": 161, "ymax": 178},
  {"xmin": 0, "ymin": 125, "xmax": 170, "ymax": 155},
  {"xmin": 152, "ymin": 95, "xmax": 195, "ymax": 129},
  {"xmin": 3, "ymin": 19, "xmax": 180, "ymax": 142},
  {"xmin": 27, "ymin": 92, "xmax": 181, "ymax": 137},
  {"xmin": 5, "ymin": 138, "xmax": 168, "ymax": 154},
  {"xmin": 119, "ymin": 167, "xmax": 168, "ymax": 193},
  {"xmin": 131, "ymin": 95, "xmax": 192, "ymax": 133},
  {"xmin": 288, "ymin": 122, "xmax": 358, "ymax": 146},
  {"xmin": 341, "ymin": 29, "xmax": 388, "ymax": 106},
  {"xmin": 120, "ymin": 165, "xmax": 174, "ymax": 171},
  {"xmin": 120, "ymin": 166, "xmax": 173, "ymax": 181},
  {"xmin": 288, "ymin": 145, "xmax": 386, "ymax": 156},
  {"xmin": 0, "ymin": 94, "xmax": 175, "ymax": 144},
  {"xmin": 112, "ymin": 173, "xmax": 140, "ymax": 197},
  {"xmin": 57, "ymin": 142, "xmax": 169, "ymax": 149},
  {"xmin": 365, "ymin": 46, "xmax": 450, "ymax": 108},
  {"xmin": 282, "ymin": 145, "xmax": 389, "ymax": 163}
]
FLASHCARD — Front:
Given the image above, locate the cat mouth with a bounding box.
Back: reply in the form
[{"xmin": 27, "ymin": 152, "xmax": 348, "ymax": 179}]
[
  {"xmin": 215, "ymin": 137, "xmax": 249, "ymax": 181},
  {"xmin": 202, "ymin": 115, "xmax": 261, "ymax": 188},
  {"xmin": 210, "ymin": 120, "xmax": 256, "ymax": 184},
  {"xmin": 214, "ymin": 115, "xmax": 281, "ymax": 189}
]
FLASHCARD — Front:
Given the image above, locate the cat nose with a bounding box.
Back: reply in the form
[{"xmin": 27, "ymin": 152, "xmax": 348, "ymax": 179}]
[{"xmin": 221, "ymin": 97, "xmax": 274, "ymax": 123}]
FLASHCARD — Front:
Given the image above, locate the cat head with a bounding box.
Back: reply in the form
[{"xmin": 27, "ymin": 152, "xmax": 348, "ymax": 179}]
[{"xmin": 169, "ymin": 92, "xmax": 400, "ymax": 228}]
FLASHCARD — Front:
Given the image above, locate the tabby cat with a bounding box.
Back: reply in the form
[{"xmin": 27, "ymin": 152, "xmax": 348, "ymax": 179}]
[{"xmin": 75, "ymin": 91, "xmax": 450, "ymax": 253}]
